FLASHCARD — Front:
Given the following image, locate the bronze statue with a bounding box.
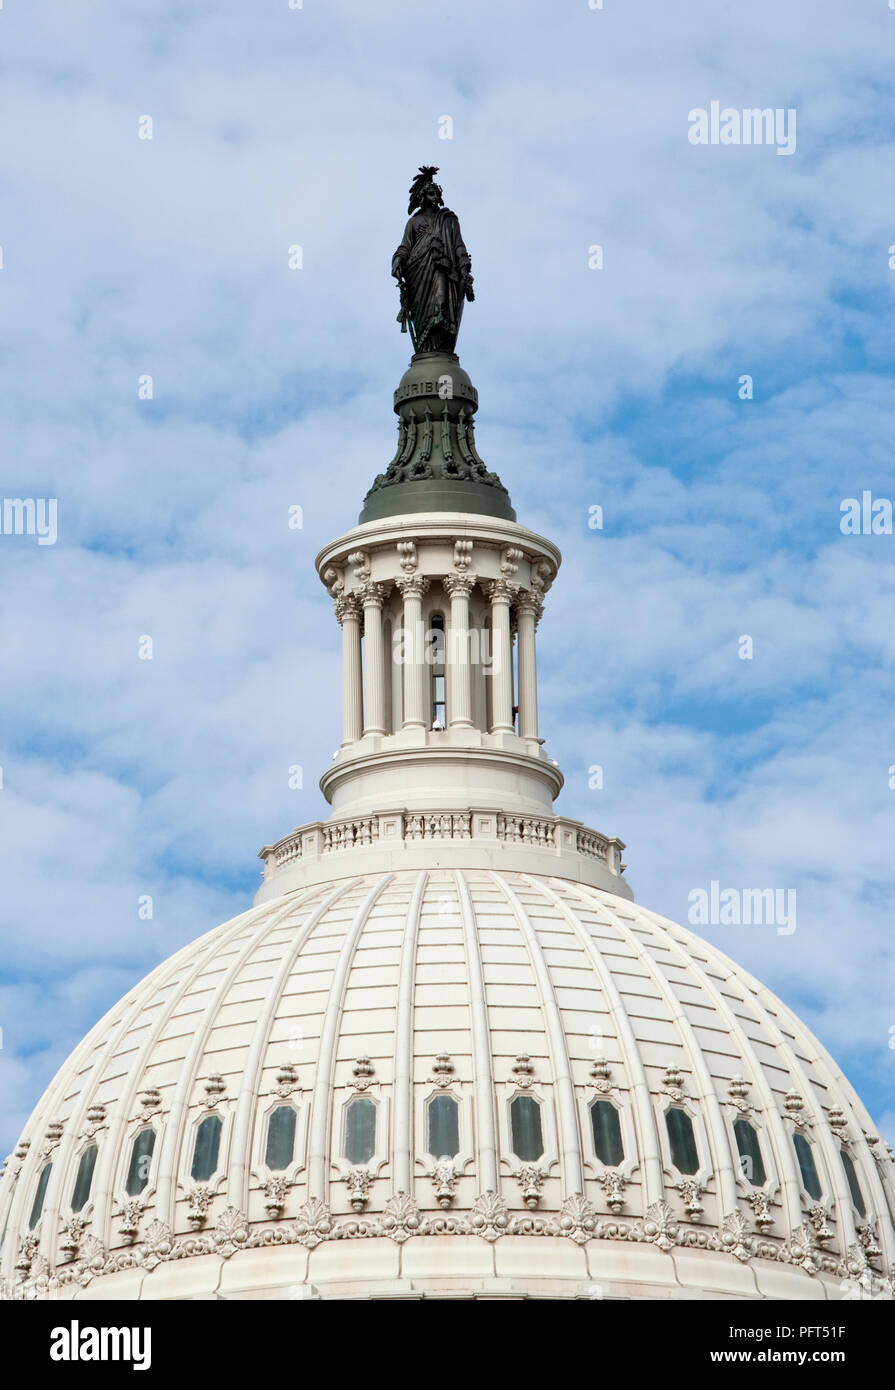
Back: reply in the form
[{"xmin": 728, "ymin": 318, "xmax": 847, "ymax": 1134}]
[{"xmin": 392, "ymin": 167, "xmax": 474, "ymax": 355}]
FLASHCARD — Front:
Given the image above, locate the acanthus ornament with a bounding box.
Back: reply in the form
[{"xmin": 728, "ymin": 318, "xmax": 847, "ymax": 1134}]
[
  {"xmin": 273, "ymin": 1062, "xmax": 299, "ymax": 1099},
  {"xmin": 589, "ymin": 1057, "xmax": 612, "ymax": 1093},
  {"xmin": 58, "ymin": 1216, "xmax": 88, "ymax": 1262},
  {"xmin": 203, "ymin": 1074, "xmax": 227, "ymax": 1108},
  {"xmin": 807, "ymin": 1203, "xmax": 834, "ymax": 1244},
  {"xmin": 598, "ymin": 1170, "xmax": 627, "ymax": 1213},
  {"xmin": 726, "ymin": 1075, "xmax": 755, "ymax": 1118},
  {"xmin": 642, "ymin": 1200, "xmax": 679, "ymax": 1253},
  {"xmin": 677, "ymin": 1177, "xmax": 705, "ymax": 1217},
  {"xmin": 511, "ymin": 1053, "xmax": 535, "ymax": 1088},
  {"xmin": 432, "ymin": 1161, "xmax": 457, "ymax": 1209},
  {"xmin": 856, "ymin": 1220, "xmax": 882, "ymax": 1260},
  {"xmin": 263, "ymin": 1176, "xmax": 291, "ymax": 1220},
  {"xmin": 346, "ymin": 1169, "xmax": 373, "ymax": 1212},
  {"xmin": 452, "ymin": 538, "xmax": 473, "ymax": 571},
  {"xmin": 81, "ymin": 1104, "xmax": 107, "ymax": 1142},
  {"xmin": 379, "ymin": 1191, "xmax": 421, "ymax": 1243},
  {"xmin": 429, "ymin": 1052, "xmax": 456, "ymax": 1088},
  {"xmin": 516, "ymin": 1164, "xmax": 544, "ymax": 1210},
  {"xmin": 470, "ymin": 1190, "xmax": 509, "ymax": 1242},
  {"xmin": 187, "ymin": 1185, "xmax": 214, "ymax": 1230},
  {"xmin": 747, "ymin": 1188, "xmax": 775, "ymax": 1233},
  {"xmin": 783, "ymin": 1089, "xmax": 812, "ymax": 1128},
  {"xmin": 117, "ymin": 1198, "xmax": 144, "ymax": 1243},
  {"xmin": 39, "ymin": 1121, "xmax": 65, "ymax": 1162},
  {"xmin": 719, "ymin": 1210, "xmax": 755, "ymax": 1264}
]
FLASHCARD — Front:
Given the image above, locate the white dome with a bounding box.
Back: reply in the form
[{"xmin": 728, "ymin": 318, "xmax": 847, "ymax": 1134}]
[{"xmin": 3, "ymin": 868, "xmax": 893, "ymax": 1301}]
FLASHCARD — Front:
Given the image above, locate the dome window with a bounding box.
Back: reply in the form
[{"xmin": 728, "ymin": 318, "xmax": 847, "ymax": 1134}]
[
  {"xmin": 265, "ymin": 1105, "xmax": 297, "ymax": 1172},
  {"xmin": 733, "ymin": 1119, "xmax": 767, "ymax": 1187},
  {"xmin": 666, "ymin": 1107, "xmax": 699, "ymax": 1175},
  {"xmin": 840, "ymin": 1148, "xmax": 866, "ymax": 1217},
  {"xmin": 71, "ymin": 1142, "xmax": 98, "ymax": 1213},
  {"xmin": 430, "ymin": 613, "xmax": 446, "ymax": 728},
  {"xmin": 28, "ymin": 1162, "xmax": 52, "ymax": 1230},
  {"xmin": 126, "ymin": 1128, "xmax": 156, "ymax": 1197},
  {"xmin": 427, "ymin": 1094, "xmax": 460, "ymax": 1159},
  {"xmin": 792, "ymin": 1132, "xmax": 822, "ymax": 1201},
  {"xmin": 590, "ymin": 1099, "xmax": 624, "ymax": 1167},
  {"xmin": 344, "ymin": 1097, "xmax": 376, "ymax": 1165},
  {"xmin": 510, "ymin": 1095, "xmax": 544, "ymax": 1162},
  {"xmin": 191, "ymin": 1114, "xmax": 223, "ymax": 1183}
]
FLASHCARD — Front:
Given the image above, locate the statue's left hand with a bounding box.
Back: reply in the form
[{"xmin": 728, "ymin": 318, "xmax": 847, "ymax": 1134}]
[{"xmin": 465, "ymin": 276, "xmax": 475, "ymax": 302}]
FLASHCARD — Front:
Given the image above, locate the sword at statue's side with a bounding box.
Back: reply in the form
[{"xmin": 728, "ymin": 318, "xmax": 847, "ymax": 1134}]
[{"xmin": 395, "ymin": 272, "xmax": 418, "ymax": 352}]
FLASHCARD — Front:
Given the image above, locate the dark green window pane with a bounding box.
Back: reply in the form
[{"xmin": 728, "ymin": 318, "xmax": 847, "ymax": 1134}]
[
  {"xmin": 265, "ymin": 1106, "xmax": 297, "ymax": 1171},
  {"xmin": 590, "ymin": 1100, "xmax": 624, "ymax": 1166},
  {"xmin": 733, "ymin": 1119, "xmax": 766, "ymax": 1187},
  {"xmin": 126, "ymin": 1129, "xmax": 156, "ymax": 1196},
  {"xmin": 191, "ymin": 1114, "xmax": 222, "ymax": 1182},
  {"xmin": 510, "ymin": 1095, "xmax": 543, "ymax": 1161},
  {"xmin": 666, "ymin": 1108, "xmax": 699, "ymax": 1175},
  {"xmin": 29, "ymin": 1163, "xmax": 52, "ymax": 1229},
  {"xmin": 840, "ymin": 1149, "xmax": 866, "ymax": 1217},
  {"xmin": 345, "ymin": 1098, "xmax": 376, "ymax": 1165},
  {"xmin": 428, "ymin": 1094, "xmax": 460, "ymax": 1158},
  {"xmin": 793, "ymin": 1133, "xmax": 822, "ymax": 1200},
  {"xmin": 71, "ymin": 1143, "xmax": 98, "ymax": 1213}
]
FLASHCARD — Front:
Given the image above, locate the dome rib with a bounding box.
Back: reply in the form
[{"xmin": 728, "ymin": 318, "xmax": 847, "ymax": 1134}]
[
  {"xmin": 489, "ymin": 873, "xmax": 584, "ymax": 1195},
  {"xmin": 455, "ymin": 870, "xmax": 499, "ymax": 1193},
  {"xmin": 633, "ymin": 907, "xmax": 805, "ymax": 1232},
  {"xmin": 525, "ymin": 875, "xmax": 665, "ymax": 1205},
  {"xmin": 154, "ymin": 891, "xmax": 331, "ymax": 1228},
  {"xmin": 392, "ymin": 871, "xmax": 428, "ymax": 1194},
  {"xmin": 225, "ymin": 881, "xmax": 364, "ymax": 1213},
  {"xmin": 583, "ymin": 891, "xmax": 741, "ymax": 1215},
  {"xmin": 307, "ymin": 876, "xmax": 394, "ymax": 1199},
  {"xmin": 678, "ymin": 924, "xmax": 864, "ymax": 1252}
]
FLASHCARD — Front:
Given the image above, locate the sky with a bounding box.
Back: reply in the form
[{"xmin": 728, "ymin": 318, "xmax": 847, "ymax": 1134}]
[{"xmin": 0, "ymin": 0, "xmax": 893, "ymax": 1158}]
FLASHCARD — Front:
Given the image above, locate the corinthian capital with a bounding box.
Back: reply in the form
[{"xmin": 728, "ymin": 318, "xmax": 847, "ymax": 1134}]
[
  {"xmin": 488, "ymin": 577, "xmax": 519, "ymax": 604},
  {"xmin": 443, "ymin": 572, "xmax": 477, "ymax": 599},
  {"xmin": 514, "ymin": 589, "xmax": 544, "ymax": 622},
  {"xmin": 334, "ymin": 592, "xmax": 364, "ymax": 624},
  {"xmin": 359, "ymin": 581, "xmax": 391, "ymax": 609},
  {"xmin": 396, "ymin": 574, "xmax": 430, "ymax": 600}
]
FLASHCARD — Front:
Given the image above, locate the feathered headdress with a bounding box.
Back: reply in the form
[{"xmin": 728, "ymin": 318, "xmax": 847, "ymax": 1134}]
[{"xmin": 408, "ymin": 165, "xmax": 443, "ymax": 214}]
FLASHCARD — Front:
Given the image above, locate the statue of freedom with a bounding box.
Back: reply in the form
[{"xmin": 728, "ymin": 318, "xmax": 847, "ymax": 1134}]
[{"xmin": 391, "ymin": 167, "xmax": 475, "ymax": 355}]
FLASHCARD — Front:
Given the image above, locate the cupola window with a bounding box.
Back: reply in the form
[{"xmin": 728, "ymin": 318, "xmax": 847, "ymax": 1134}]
[
  {"xmin": 510, "ymin": 1095, "xmax": 544, "ymax": 1161},
  {"xmin": 71, "ymin": 1142, "xmax": 98, "ymax": 1213},
  {"xmin": 792, "ymin": 1132, "xmax": 822, "ymax": 1200},
  {"xmin": 28, "ymin": 1162, "xmax": 52, "ymax": 1229},
  {"xmin": 590, "ymin": 1099, "xmax": 624, "ymax": 1167},
  {"xmin": 733, "ymin": 1119, "xmax": 767, "ymax": 1187},
  {"xmin": 344, "ymin": 1097, "xmax": 376, "ymax": 1165},
  {"xmin": 429, "ymin": 613, "xmax": 446, "ymax": 727},
  {"xmin": 427, "ymin": 1094, "xmax": 460, "ymax": 1159},
  {"xmin": 125, "ymin": 1128, "xmax": 156, "ymax": 1197},
  {"xmin": 190, "ymin": 1114, "xmax": 223, "ymax": 1182},
  {"xmin": 265, "ymin": 1105, "xmax": 297, "ymax": 1171},
  {"xmin": 666, "ymin": 1107, "xmax": 699, "ymax": 1175},
  {"xmin": 840, "ymin": 1148, "xmax": 866, "ymax": 1217}
]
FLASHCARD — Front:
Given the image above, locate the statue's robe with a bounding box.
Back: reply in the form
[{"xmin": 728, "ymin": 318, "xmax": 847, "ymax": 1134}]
[{"xmin": 392, "ymin": 206, "xmax": 472, "ymax": 353}]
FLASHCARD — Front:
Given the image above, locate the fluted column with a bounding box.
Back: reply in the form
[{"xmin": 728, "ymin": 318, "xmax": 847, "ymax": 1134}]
[
  {"xmin": 361, "ymin": 583, "xmax": 390, "ymax": 736},
  {"xmin": 515, "ymin": 589, "xmax": 543, "ymax": 742},
  {"xmin": 488, "ymin": 578, "xmax": 516, "ymax": 733},
  {"xmin": 443, "ymin": 572, "xmax": 476, "ymax": 729},
  {"xmin": 396, "ymin": 574, "xmax": 430, "ymax": 729},
  {"xmin": 335, "ymin": 593, "xmax": 364, "ymax": 745}
]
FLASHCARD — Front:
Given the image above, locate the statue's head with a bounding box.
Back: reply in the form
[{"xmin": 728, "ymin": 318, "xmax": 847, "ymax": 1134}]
[{"xmin": 408, "ymin": 165, "xmax": 444, "ymax": 215}]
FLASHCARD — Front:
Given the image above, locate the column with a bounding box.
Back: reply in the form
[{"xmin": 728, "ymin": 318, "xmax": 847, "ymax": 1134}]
[
  {"xmin": 488, "ymin": 578, "xmax": 516, "ymax": 733},
  {"xmin": 361, "ymin": 583, "xmax": 389, "ymax": 736},
  {"xmin": 336, "ymin": 593, "xmax": 363, "ymax": 746},
  {"xmin": 515, "ymin": 590, "xmax": 543, "ymax": 742},
  {"xmin": 443, "ymin": 572, "xmax": 476, "ymax": 729},
  {"xmin": 396, "ymin": 575, "xmax": 429, "ymax": 729}
]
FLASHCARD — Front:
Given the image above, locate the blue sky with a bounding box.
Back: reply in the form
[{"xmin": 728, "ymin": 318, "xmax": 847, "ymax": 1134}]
[{"xmin": 0, "ymin": 0, "xmax": 893, "ymax": 1156}]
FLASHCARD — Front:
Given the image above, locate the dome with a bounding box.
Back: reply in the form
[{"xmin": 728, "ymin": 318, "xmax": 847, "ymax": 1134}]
[{"xmin": 3, "ymin": 867, "xmax": 893, "ymax": 1301}]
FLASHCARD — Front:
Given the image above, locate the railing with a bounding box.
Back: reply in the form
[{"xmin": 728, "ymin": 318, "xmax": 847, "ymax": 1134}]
[{"xmin": 261, "ymin": 810, "xmax": 625, "ymax": 880}]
